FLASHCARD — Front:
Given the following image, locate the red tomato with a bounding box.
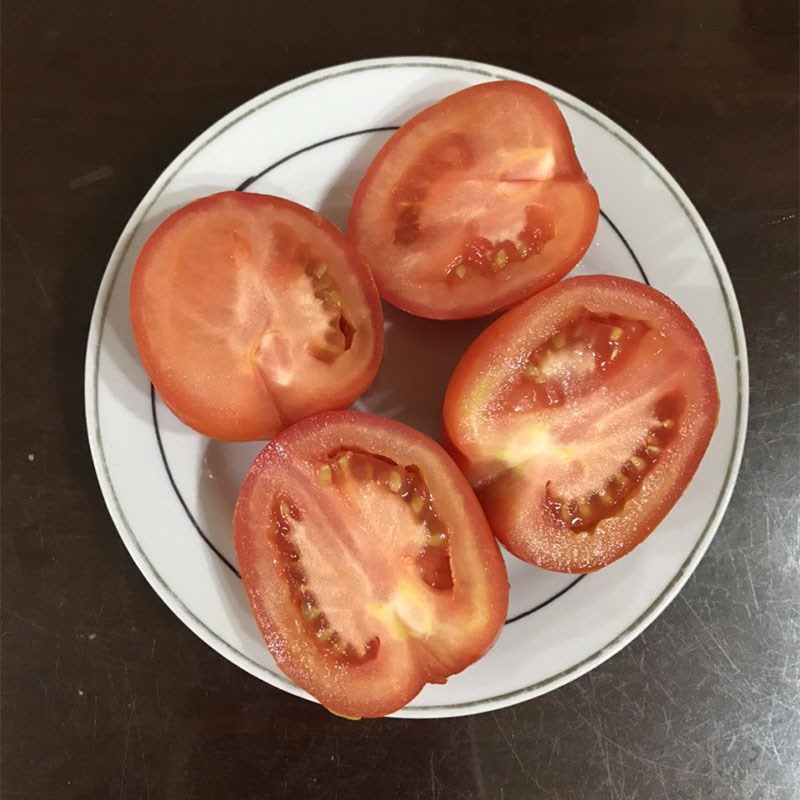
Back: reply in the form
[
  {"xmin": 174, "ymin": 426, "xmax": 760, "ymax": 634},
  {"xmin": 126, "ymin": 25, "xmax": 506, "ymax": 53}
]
[
  {"xmin": 443, "ymin": 276, "xmax": 719, "ymax": 573},
  {"xmin": 234, "ymin": 411, "xmax": 508, "ymax": 718},
  {"xmin": 348, "ymin": 81, "xmax": 599, "ymax": 320},
  {"xmin": 130, "ymin": 192, "xmax": 383, "ymax": 440}
]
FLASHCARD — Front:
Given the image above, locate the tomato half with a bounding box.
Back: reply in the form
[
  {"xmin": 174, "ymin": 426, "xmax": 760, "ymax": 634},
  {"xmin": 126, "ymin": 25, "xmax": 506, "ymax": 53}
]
[
  {"xmin": 234, "ymin": 411, "xmax": 508, "ymax": 718},
  {"xmin": 348, "ymin": 81, "xmax": 599, "ymax": 320},
  {"xmin": 130, "ymin": 192, "xmax": 383, "ymax": 440},
  {"xmin": 443, "ymin": 276, "xmax": 719, "ymax": 573}
]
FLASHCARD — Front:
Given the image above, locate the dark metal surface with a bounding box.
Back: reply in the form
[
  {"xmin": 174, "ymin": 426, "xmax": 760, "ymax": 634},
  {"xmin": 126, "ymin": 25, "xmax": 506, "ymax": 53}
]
[{"xmin": 2, "ymin": 2, "xmax": 798, "ymax": 798}]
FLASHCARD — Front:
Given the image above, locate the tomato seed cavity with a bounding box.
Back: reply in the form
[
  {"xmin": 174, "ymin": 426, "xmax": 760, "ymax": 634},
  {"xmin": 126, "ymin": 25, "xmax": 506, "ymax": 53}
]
[
  {"xmin": 390, "ymin": 133, "xmax": 559, "ymax": 287},
  {"xmin": 294, "ymin": 250, "xmax": 354, "ymax": 363},
  {"xmin": 445, "ymin": 204, "xmax": 556, "ymax": 282},
  {"xmin": 520, "ymin": 311, "xmax": 649, "ymax": 408},
  {"xmin": 546, "ymin": 392, "xmax": 685, "ymax": 532},
  {"xmin": 392, "ymin": 134, "xmax": 473, "ymax": 246},
  {"xmin": 324, "ymin": 449, "xmax": 455, "ymax": 591},
  {"xmin": 273, "ymin": 496, "xmax": 379, "ymax": 664},
  {"xmin": 271, "ymin": 448, "xmax": 456, "ymax": 661}
]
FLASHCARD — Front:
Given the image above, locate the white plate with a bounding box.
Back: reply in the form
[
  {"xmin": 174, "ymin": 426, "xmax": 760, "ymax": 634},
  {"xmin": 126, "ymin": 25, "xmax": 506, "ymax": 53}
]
[{"xmin": 85, "ymin": 57, "xmax": 748, "ymax": 718}]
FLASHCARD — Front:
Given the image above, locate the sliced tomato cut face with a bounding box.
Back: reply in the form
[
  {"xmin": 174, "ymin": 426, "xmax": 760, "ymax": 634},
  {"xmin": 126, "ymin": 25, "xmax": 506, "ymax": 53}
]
[
  {"xmin": 234, "ymin": 411, "xmax": 508, "ymax": 718},
  {"xmin": 348, "ymin": 81, "xmax": 599, "ymax": 319},
  {"xmin": 443, "ymin": 276, "xmax": 720, "ymax": 573},
  {"xmin": 130, "ymin": 192, "xmax": 383, "ymax": 441}
]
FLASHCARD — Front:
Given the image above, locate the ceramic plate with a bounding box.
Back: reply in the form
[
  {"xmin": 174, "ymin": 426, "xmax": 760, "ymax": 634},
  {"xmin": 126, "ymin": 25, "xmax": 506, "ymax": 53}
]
[{"xmin": 85, "ymin": 57, "xmax": 747, "ymax": 718}]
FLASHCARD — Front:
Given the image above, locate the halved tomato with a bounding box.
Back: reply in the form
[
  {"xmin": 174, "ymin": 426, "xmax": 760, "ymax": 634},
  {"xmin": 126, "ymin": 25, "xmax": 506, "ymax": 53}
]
[
  {"xmin": 443, "ymin": 276, "xmax": 719, "ymax": 573},
  {"xmin": 348, "ymin": 81, "xmax": 599, "ymax": 319},
  {"xmin": 130, "ymin": 192, "xmax": 383, "ymax": 440},
  {"xmin": 234, "ymin": 411, "xmax": 508, "ymax": 718}
]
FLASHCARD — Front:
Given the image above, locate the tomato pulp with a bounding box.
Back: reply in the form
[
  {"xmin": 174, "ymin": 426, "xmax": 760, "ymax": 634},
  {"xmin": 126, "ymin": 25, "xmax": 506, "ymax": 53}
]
[
  {"xmin": 349, "ymin": 81, "xmax": 599, "ymax": 319},
  {"xmin": 443, "ymin": 276, "xmax": 720, "ymax": 572},
  {"xmin": 234, "ymin": 411, "xmax": 509, "ymax": 717},
  {"xmin": 130, "ymin": 192, "xmax": 383, "ymax": 440}
]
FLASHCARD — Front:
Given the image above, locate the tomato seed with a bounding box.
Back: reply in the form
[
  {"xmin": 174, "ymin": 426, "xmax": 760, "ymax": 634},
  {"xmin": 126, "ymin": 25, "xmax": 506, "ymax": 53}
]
[
  {"xmin": 426, "ymin": 532, "xmax": 447, "ymax": 547},
  {"xmin": 492, "ymin": 249, "xmax": 509, "ymax": 272}
]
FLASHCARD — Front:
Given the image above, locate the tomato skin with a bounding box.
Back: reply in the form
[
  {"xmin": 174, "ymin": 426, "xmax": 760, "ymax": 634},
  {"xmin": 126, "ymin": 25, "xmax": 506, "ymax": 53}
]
[
  {"xmin": 130, "ymin": 192, "xmax": 383, "ymax": 441},
  {"xmin": 348, "ymin": 81, "xmax": 599, "ymax": 320},
  {"xmin": 234, "ymin": 411, "xmax": 508, "ymax": 718},
  {"xmin": 443, "ymin": 276, "xmax": 720, "ymax": 573}
]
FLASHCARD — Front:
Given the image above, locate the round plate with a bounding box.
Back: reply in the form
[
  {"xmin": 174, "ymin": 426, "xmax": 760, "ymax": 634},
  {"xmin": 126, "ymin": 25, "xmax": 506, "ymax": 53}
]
[{"xmin": 85, "ymin": 57, "xmax": 748, "ymax": 718}]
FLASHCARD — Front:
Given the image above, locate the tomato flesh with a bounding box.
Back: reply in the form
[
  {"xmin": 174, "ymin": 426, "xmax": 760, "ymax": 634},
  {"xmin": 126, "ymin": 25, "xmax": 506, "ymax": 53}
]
[
  {"xmin": 130, "ymin": 192, "xmax": 383, "ymax": 441},
  {"xmin": 349, "ymin": 81, "xmax": 599, "ymax": 319},
  {"xmin": 234, "ymin": 411, "xmax": 508, "ymax": 718},
  {"xmin": 443, "ymin": 276, "xmax": 720, "ymax": 572}
]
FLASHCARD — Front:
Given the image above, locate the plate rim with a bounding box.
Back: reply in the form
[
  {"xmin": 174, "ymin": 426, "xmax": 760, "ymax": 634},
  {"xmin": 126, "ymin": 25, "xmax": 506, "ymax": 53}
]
[{"xmin": 84, "ymin": 55, "xmax": 749, "ymax": 718}]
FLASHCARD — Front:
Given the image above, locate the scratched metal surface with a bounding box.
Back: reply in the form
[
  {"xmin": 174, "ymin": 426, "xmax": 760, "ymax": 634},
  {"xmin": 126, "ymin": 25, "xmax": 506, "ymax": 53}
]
[{"xmin": 2, "ymin": 1, "xmax": 798, "ymax": 798}]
